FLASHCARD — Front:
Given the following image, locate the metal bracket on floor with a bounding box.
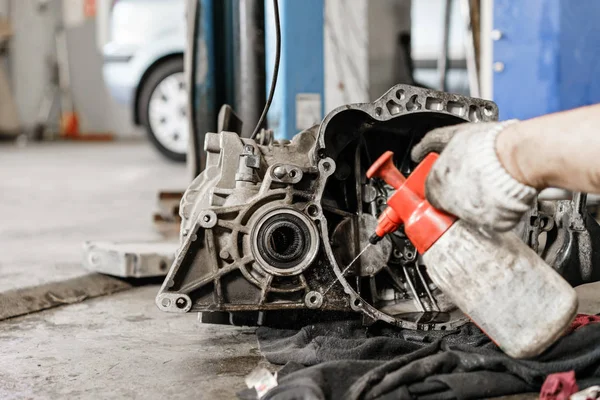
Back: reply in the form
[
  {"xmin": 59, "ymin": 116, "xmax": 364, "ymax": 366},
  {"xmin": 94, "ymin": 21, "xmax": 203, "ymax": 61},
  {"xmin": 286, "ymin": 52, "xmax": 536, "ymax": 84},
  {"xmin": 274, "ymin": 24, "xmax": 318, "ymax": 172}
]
[{"xmin": 83, "ymin": 241, "xmax": 177, "ymax": 278}]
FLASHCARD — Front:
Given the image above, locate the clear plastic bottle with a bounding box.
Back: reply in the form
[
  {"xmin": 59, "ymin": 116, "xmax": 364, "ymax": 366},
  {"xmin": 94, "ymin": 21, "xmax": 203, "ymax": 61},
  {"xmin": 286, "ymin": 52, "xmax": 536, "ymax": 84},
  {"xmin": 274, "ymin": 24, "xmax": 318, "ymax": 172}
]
[
  {"xmin": 423, "ymin": 220, "xmax": 578, "ymax": 358},
  {"xmin": 367, "ymin": 151, "xmax": 578, "ymax": 358}
]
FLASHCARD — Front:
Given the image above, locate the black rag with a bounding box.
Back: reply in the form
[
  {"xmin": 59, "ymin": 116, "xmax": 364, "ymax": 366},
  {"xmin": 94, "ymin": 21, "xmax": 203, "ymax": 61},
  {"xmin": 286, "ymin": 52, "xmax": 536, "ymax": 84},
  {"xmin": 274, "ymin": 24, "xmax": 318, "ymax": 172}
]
[{"xmin": 239, "ymin": 320, "xmax": 600, "ymax": 400}]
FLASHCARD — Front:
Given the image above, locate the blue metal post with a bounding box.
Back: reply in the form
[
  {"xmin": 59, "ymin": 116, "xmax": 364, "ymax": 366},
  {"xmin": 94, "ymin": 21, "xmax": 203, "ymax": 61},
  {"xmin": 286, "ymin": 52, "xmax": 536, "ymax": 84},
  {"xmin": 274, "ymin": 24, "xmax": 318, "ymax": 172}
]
[
  {"xmin": 265, "ymin": 0, "xmax": 325, "ymax": 139},
  {"xmin": 493, "ymin": 0, "xmax": 600, "ymax": 120}
]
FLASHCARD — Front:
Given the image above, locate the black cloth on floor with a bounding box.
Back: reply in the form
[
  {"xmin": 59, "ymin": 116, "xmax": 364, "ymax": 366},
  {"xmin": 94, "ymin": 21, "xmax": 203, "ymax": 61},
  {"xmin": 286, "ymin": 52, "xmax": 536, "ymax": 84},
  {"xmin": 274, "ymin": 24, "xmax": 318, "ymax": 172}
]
[{"xmin": 245, "ymin": 320, "xmax": 600, "ymax": 400}]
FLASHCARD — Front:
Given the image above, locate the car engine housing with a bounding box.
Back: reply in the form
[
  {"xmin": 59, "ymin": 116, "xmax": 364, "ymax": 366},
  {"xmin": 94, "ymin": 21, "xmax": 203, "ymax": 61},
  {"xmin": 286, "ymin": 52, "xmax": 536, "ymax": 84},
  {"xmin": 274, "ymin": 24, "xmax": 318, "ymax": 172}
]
[{"xmin": 156, "ymin": 84, "xmax": 600, "ymax": 330}]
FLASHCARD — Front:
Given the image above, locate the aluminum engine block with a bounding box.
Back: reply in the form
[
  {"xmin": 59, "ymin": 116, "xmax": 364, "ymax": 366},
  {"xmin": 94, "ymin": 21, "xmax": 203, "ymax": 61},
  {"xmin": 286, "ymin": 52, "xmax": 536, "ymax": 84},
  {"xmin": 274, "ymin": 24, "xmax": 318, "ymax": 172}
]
[{"xmin": 156, "ymin": 84, "xmax": 600, "ymax": 330}]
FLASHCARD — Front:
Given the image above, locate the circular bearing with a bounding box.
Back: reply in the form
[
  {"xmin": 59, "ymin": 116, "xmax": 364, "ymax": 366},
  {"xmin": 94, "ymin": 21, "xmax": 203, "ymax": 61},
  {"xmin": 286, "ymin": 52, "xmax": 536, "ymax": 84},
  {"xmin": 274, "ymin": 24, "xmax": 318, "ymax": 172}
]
[{"xmin": 251, "ymin": 208, "xmax": 319, "ymax": 276}]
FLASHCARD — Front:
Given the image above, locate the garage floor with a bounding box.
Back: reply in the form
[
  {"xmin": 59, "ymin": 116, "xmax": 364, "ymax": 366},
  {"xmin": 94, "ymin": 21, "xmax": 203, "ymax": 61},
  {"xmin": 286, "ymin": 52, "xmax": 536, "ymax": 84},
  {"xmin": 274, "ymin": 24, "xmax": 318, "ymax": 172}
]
[
  {"xmin": 0, "ymin": 141, "xmax": 187, "ymax": 292},
  {"xmin": 1, "ymin": 140, "xmax": 599, "ymax": 399},
  {"xmin": 0, "ymin": 286, "xmax": 262, "ymax": 399},
  {"xmin": 0, "ymin": 141, "xmax": 265, "ymax": 399}
]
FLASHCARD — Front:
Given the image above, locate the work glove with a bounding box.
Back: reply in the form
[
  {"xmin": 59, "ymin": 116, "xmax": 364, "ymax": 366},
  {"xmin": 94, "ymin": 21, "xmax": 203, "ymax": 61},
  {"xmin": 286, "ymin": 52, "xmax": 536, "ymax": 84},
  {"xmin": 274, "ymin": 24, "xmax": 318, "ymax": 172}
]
[{"xmin": 410, "ymin": 120, "xmax": 538, "ymax": 232}]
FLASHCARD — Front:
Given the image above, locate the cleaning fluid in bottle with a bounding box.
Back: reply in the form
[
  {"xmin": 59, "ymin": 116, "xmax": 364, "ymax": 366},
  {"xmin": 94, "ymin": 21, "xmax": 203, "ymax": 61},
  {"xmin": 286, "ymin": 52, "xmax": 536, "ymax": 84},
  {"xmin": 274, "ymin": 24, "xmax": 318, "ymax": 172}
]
[{"xmin": 367, "ymin": 151, "xmax": 578, "ymax": 358}]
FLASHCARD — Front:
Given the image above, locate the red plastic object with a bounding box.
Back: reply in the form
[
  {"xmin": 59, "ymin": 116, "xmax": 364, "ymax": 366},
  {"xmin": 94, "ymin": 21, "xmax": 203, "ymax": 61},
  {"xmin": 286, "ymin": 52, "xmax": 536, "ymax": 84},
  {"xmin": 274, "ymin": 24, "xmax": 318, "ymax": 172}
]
[
  {"xmin": 540, "ymin": 371, "xmax": 578, "ymax": 400},
  {"xmin": 61, "ymin": 112, "xmax": 80, "ymax": 138},
  {"xmin": 366, "ymin": 151, "xmax": 456, "ymax": 253},
  {"xmin": 568, "ymin": 314, "xmax": 600, "ymax": 333}
]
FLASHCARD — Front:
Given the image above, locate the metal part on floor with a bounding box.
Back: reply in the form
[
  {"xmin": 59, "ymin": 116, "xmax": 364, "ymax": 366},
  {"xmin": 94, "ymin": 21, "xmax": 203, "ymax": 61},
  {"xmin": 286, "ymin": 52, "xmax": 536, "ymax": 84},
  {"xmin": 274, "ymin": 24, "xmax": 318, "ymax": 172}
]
[
  {"xmin": 84, "ymin": 188, "xmax": 183, "ymax": 279},
  {"xmin": 83, "ymin": 241, "xmax": 178, "ymax": 278}
]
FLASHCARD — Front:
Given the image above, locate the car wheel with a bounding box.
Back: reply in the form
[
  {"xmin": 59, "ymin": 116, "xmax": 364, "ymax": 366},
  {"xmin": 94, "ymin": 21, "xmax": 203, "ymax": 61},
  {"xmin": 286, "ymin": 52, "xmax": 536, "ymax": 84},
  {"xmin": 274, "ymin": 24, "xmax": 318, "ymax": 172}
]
[{"xmin": 138, "ymin": 58, "xmax": 188, "ymax": 162}]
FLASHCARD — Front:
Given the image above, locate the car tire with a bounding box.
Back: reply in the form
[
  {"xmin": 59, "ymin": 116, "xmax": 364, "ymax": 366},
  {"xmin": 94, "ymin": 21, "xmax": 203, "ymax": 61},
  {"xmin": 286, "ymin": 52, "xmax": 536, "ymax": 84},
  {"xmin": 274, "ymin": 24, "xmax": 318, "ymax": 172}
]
[{"xmin": 138, "ymin": 58, "xmax": 188, "ymax": 162}]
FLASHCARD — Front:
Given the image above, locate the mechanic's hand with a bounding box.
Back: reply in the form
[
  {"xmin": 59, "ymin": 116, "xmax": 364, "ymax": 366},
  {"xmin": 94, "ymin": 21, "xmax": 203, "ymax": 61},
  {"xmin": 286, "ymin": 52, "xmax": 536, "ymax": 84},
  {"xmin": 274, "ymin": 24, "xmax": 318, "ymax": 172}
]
[{"xmin": 410, "ymin": 121, "xmax": 538, "ymax": 232}]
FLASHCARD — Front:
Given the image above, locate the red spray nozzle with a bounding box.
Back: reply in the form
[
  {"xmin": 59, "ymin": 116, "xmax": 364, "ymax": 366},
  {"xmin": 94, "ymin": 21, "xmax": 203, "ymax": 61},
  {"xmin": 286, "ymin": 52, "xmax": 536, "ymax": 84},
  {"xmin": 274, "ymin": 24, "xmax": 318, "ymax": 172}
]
[
  {"xmin": 366, "ymin": 151, "xmax": 406, "ymax": 189},
  {"xmin": 367, "ymin": 151, "xmax": 456, "ymax": 253}
]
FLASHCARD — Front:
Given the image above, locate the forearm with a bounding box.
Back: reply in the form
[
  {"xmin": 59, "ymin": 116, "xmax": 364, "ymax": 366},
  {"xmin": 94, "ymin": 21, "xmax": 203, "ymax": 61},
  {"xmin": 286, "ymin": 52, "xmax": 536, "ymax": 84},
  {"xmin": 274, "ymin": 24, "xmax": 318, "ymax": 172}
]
[{"xmin": 496, "ymin": 104, "xmax": 600, "ymax": 192}]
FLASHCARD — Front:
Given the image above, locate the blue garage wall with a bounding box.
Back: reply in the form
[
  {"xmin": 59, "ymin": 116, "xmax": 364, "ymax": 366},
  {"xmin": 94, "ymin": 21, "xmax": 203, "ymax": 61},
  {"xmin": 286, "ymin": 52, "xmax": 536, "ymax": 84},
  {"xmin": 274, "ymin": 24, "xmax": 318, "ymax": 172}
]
[
  {"xmin": 558, "ymin": 1, "xmax": 600, "ymax": 112},
  {"xmin": 265, "ymin": 0, "xmax": 324, "ymax": 139},
  {"xmin": 493, "ymin": 0, "xmax": 600, "ymax": 120}
]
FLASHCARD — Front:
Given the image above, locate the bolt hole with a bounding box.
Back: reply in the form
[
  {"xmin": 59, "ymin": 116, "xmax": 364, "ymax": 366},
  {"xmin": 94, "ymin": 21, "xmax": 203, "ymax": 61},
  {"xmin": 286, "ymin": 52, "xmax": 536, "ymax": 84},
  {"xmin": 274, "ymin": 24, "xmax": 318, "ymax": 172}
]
[
  {"xmin": 375, "ymin": 107, "xmax": 382, "ymax": 117},
  {"xmin": 406, "ymin": 94, "xmax": 422, "ymax": 111},
  {"xmin": 322, "ymin": 162, "xmax": 331, "ymax": 171},
  {"xmin": 175, "ymin": 297, "xmax": 187, "ymax": 309},
  {"xmin": 406, "ymin": 252, "xmax": 413, "ymax": 258},
  {"xmin": 393, "ymin": 250, "xmax": 402, "ymax": 258},
  {"xmin": 376, "ymin": 198, "xmax": 385, "ymax": 205},
  {"xmin": 307, "ymin": 205, "xmax": 319, "ymax": 217},
  {"xmin": 483, "ymin": 104, "xmax": 494, "ymax": 117},
  {"xmin": 159, "ymin": 261, "xmax": 167, "ymax": 271},
  {"xmin": 317, "ymin": 149, "xmax": 327, "ymax": 159},
  {"xmin": 469, "ymin": 105, "xmax": 482, "ymax": 122},
  {"xmin": 309, "ymin": 295, "xmax": 318, "ymax": 304},
  {"xmin": 396, "ymin": 89, "xmax": 405, "ymax": 100},
  {"xmin": 441, "ymin": 325, "xmax": 447, "ymax": 331},
  {"xmin": 353, "ymin": 298, "xmax": 362, "ymax": 307},
  {"xmin": 203, "ymin": 215, "xmax": 211, "ymax": 223}
]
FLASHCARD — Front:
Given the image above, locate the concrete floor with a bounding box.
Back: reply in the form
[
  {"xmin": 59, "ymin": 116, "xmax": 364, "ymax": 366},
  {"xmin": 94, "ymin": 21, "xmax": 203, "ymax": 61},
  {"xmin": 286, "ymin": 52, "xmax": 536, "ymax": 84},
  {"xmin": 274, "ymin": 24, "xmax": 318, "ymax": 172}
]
[
  {"xmin": 0, "ymin": 141, "xmax": 187, "ymax": 292},
  {"xmin": 1, "ymin": 140, "xmax": 599, "ymax": 399},
  {"xmin": 0, "ymin": 286, "xmax": 262, "ymax": 399},
  {"xmin": 0, "ymin": 141, "xmax": 265, "ymax": 399}
]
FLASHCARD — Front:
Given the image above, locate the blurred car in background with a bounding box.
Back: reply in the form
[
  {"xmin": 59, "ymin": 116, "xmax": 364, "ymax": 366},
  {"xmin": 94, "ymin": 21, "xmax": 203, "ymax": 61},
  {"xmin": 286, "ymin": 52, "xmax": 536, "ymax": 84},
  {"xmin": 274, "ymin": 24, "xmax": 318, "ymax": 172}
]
[{"xmin": 103, "ymin": 0, "xmax": 187, "ymax": 161}]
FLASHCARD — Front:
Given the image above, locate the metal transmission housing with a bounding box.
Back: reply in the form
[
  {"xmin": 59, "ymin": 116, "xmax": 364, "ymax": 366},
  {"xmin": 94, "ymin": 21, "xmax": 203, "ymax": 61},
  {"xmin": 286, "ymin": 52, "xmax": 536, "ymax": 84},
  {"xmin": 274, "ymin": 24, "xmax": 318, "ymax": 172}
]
[{"xmin": 156, "ymin": 84, "xmax": 600, "ymax": 330}]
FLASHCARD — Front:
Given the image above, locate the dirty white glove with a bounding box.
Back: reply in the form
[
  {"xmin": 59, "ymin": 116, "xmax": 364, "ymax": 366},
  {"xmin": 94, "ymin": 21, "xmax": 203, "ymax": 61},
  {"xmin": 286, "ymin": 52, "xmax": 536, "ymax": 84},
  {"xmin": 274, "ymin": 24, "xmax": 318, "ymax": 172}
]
[{"xmin": 410, "ymin": 120, "xmax": 538, "ymax": 232}]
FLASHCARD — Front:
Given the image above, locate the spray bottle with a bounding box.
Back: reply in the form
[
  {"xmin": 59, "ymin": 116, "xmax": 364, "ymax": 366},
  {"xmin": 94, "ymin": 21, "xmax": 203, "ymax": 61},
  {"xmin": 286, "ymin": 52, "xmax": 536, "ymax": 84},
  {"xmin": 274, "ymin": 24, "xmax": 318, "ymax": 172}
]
[{"xmin": 367, "ymin": 151, "xmax": 578, "ymax": 358}]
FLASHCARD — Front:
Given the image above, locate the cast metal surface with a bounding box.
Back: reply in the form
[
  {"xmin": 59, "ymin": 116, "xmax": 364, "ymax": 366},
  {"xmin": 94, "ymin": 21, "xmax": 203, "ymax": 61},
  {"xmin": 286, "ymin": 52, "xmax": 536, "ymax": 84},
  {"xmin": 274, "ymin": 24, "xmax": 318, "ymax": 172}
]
[
  {"xmin": 518, "ymin": 192, "xmax": 600, "ymax": 287},
  {"xmin": 157, "ymin": 84, "xmax": 600, "ymax": 330}
]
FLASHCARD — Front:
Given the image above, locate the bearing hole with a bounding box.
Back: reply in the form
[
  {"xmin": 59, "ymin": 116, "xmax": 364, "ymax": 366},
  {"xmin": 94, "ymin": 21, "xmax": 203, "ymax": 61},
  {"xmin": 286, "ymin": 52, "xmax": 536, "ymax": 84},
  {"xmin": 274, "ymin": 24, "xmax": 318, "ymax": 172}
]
[
  {"xmin": 307, "ymin": 205, "xmax": 319, "ymax": 217},
  {"xmin": 289, "ymin": 170, "xmax": 297, "ymax": 178},
  {"xmin": 258, "ymin": 214, "xmax": 310, "ymax": 269},
  {"xmin": 161, "ymin": 298, "xmax": 171, "ymax": 308},
  {"xmin": 270, "ymin": 226, "xmax": 301, "ymax": 258},
  {"xmin": 310, "ymin": 295, "xmax": 318, "ymax": 304},
  {"xmin": 203, "ymin": 215, "xmax": 211, "ymax": 223},
  {"xmin": 353, "ymin": 298, "xmax": 362, "ymax": 307},
  {"xmin": 175, "ymin": 297, "xmax": 187, "ymax": 309}
]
